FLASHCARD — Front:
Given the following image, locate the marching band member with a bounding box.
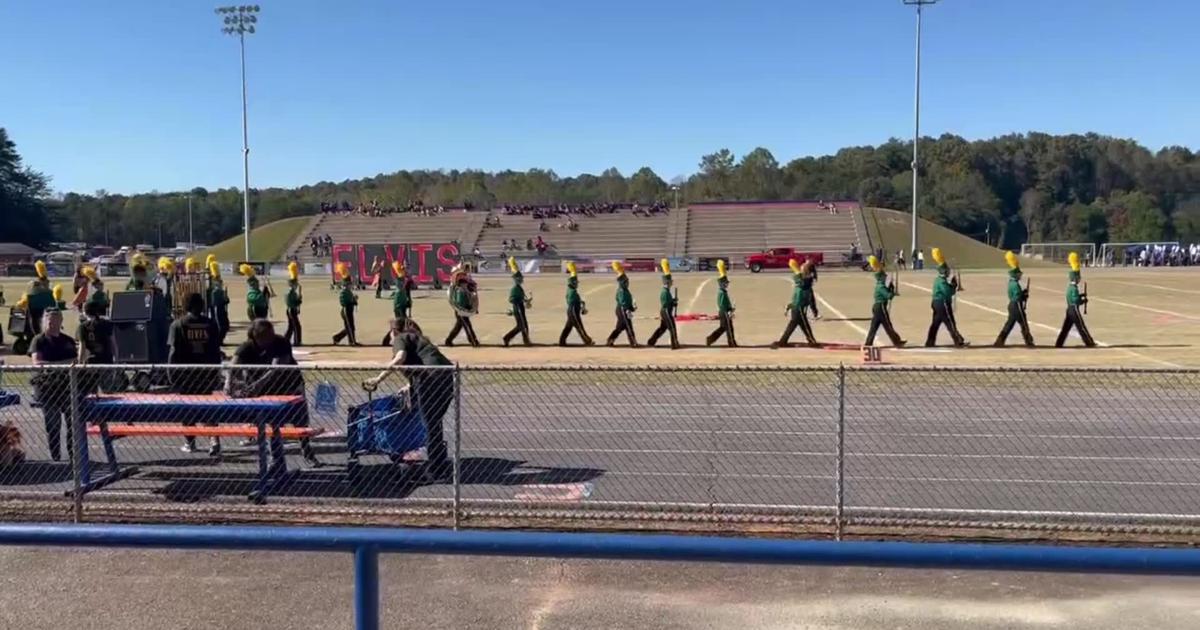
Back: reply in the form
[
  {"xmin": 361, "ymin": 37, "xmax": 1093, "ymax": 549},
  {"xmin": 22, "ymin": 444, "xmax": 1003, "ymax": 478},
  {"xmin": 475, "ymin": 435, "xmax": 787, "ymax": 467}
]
[
  {"xmin": 284, "ymin": 261, "xmax": 303, "ymax": 347},
  {"xmin": 240, "ymin": 264, "xmax": 269, "ymax": 321},
  {"xmin": 76, "ymin": 266, "xmax": 108, "ymax": 316},
  {"xmin": 705, "ymin": 259, "xmax": 736, "ymax": 347},
  {"xmin": 924, "ymin": 247, "xmax": 968, "ymax": 347},
  {"xmin": 208, "ymin": 261, "xmax": 231, "ymax": 345},
  {"xmin": 774, "ymin": 258, "xmax": 818, "ymax": 348},
  {"xmin": 445, "ymin": 264, "xmax": 480, "ymax": 347},
  {"xmin": 558, "ymin": 261, "xmax": 594, "ymax": 346},
  {"xmin": 502, "ymin": 257, "xmax": 533, "ymax": 347},
  {"xmin": 382, "ymin": 261, "xmax": 416, "ymax": 346},
  {"xmin": 646, "ymin": 258, "xmax": 680, "ymax": 350},
  {"xmin": 127, "ymin": 255, "xmax": 149, "ymax": 291},
  {"xmin": 332, "ymin": 263, "xmax": 361, "ymax": 346},
  {"xmin": 1055, "ymin": 251, "xmax": 1096, "ymax": 348},
  {"xmin": 863, "ymin": 255, "xmax": 905, "ymax": 347},
  {"xmin": 994, "ymin": 251, "xmax": 1034, "ymax": 347},
  {"xmin": 23, "ymin": 261, "xmax": 55, "ymax": 335},
  {"xmin": 605, "ymin": 261, "xmax": 638, "ymax": 347}
]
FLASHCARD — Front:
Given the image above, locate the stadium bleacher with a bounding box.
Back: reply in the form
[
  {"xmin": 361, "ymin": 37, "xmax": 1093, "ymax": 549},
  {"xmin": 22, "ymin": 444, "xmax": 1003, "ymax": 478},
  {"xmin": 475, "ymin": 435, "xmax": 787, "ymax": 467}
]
[
  {"xmin": 685, "ymin": 201, "xmax": 863, "ymax": 263},
  {"xmin": 286, "ymin": 201, "xmax": 863, "ymax": 265}
]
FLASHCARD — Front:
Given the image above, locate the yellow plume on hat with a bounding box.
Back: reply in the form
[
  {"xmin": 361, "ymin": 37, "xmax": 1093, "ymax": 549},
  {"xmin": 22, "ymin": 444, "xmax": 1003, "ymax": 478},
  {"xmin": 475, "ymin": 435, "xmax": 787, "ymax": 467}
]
[
  {"xmin": 287, "ymin": 261, "xmax": 299, "ymax": 281},
  {"xmin": 208, "ymin": 261, "xmax": 221, "ymax": 279},
  {"xmin": 184, "ymin": 257, "xmax": 199, "ymax": 273},
  {"xmin": 391, "ymin": 260, "xmax": 404, "ymax": 278},
  {"xmin": 716, "ymin": 259, "xmax": 727, "ymax": 278},
  {"xmin": 82, "ymin": 266, "xmax": 97, "ymax": 281},
  {"xmin": 35, "ymin": 260, "xmax": 48, "ymax": 280},
  {"xmin": 238, "ymin": 263, "xmax": 256, "ymax": 278},
  {"xmin": 788, "ymin": 258, "xmax": 802, "ymax": 274},
  {"xmin": 1068, "ymin": 251, "xmax": 1081, "ymax": 272},
  {"xmin": 660, "ymin": 258, "xmax": 671, "ymax": 275},
  {"xmin": 868, "ymin": 255, "xmax": 881, "ymax": 272},
  {"xmin": 1005, "ymin": 250, "xmax": 1019, "ymax": 270},
  {"xmin": 52, "ymin": 284, "xmax": 63, "ymax": 302},
  {"xmin": 566, "ymin": 261, "xmax": 578, "ymax": 277},
  {"xmin": 931, "ymin": 247, "xmax": 945, "ymax": 266},
  {"xmin": 157, "ymin": 257, "xmax": 175, "ymax": 274},
  {"xmin": 336, "ymin": 262, "xmax": 350, "ymax": 280},
  {"xmin": 611, "ymin": 260, "xmax": 624, "ymax": 275},
  {"xmin": 508, "ymin": 256, "xmax": 519, "ymax": 274},
  {"xmin": 205, "ymin": 254, "xmax": 217, "ymax": 267}
]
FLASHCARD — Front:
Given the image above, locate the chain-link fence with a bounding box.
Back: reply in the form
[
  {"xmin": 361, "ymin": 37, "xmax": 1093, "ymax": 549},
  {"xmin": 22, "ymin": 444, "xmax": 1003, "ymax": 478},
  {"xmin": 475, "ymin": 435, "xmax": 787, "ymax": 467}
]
[{"xmin": 2, "ymin": 363, "xmax": 1199, "ymax": 538}]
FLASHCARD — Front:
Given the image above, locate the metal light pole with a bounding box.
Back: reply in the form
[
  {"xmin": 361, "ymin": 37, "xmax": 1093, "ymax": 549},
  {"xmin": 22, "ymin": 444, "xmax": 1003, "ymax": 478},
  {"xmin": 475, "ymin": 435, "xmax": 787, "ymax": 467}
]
[
  {"xmin": 903, "ymin": 0, "xmax": 938, "ymax": 260},
  {"xmin": 216, "ymin": 5, "xmax": 259, "ymax": 261},
  {"xmin": 187, "ymin": 194, "xmax": 194, "ymax": 250},
  {"xmin": 671, "ymin": 185, "xmax": 679, "ymax": 210}
]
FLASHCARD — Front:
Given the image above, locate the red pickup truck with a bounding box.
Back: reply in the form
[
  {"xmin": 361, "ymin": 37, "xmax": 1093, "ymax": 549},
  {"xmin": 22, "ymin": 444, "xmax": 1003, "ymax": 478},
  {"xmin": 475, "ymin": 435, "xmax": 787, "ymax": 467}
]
[{"xmin": 743, "ymin": 248, "xmax": 824, "ymax": 273}]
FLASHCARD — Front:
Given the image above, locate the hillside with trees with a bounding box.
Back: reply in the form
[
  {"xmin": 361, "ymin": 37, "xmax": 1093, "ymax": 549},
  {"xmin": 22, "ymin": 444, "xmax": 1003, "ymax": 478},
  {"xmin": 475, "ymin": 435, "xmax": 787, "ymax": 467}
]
[{"xmin": 3, "ymin": 126, "xmax": 1198, "ymax": 250}]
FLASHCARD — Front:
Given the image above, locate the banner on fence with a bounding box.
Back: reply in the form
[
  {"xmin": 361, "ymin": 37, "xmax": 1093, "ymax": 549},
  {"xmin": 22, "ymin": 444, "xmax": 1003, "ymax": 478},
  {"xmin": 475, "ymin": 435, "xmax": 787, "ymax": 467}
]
[
  {"xmin": 330, "ymin": 243, "xmax": 461, "ymax": 285},
  {"xmin": 303, "ymin": 263, "xmax": 329, "ymax": 276}
]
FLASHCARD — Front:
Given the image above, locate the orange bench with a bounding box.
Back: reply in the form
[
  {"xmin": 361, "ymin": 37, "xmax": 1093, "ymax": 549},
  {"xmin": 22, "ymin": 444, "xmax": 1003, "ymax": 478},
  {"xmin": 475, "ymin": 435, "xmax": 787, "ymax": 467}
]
[{"xmin": 86, "ymin": 424, "xmax": 324, "ymax": 440}]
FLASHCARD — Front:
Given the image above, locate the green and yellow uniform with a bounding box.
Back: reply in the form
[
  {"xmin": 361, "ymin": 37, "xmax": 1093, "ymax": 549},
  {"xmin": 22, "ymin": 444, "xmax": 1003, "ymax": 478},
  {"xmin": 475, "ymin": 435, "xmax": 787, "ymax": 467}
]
[
  {"xmin": 647, "ymin": 265, "xmax": 679, "ymax": 349},
  {"xmin": 559, "ymin": 268, "xmax": 592, "ymax": 346},
  {"xmin": 605, "ymin": 272, "xmax": 638, "ymax": 347},
  {"xmin": 502, "ymin": 270, "xmax": 531, "ymax": 347},
  {"xmin": 925, "ymin": 263, "xmax": 966, "ymax": 347},
  {"xmin": 332, "ymin": 279, "xmax": 359, "ymax": 345}
]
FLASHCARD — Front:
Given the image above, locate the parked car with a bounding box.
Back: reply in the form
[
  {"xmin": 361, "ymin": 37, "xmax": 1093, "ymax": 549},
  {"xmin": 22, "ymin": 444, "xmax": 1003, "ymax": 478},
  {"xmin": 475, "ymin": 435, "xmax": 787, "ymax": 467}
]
[{"xmin": 743, "ymin": 248, "xmax": 824, "ymax": 273}]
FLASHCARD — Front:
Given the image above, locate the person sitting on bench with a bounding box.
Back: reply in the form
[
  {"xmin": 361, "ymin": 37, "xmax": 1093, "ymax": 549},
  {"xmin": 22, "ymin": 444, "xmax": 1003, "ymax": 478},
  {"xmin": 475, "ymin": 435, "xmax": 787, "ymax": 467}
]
[
  {"xmin": 227, "ymin": 319, "xmax": 321, "ymax": 467},
  {"xmin": 364, "ymin": 319, "xmax": 454, "ymax": 481},
  {"xmin": 170, "ymin": 293, "xmax": 224, "ymax": 455}
]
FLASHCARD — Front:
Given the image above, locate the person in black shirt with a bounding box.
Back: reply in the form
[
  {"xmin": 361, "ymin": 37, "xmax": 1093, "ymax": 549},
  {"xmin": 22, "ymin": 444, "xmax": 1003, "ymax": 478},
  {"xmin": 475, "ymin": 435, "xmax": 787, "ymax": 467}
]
[
  {"xmin": 364, "ymin": 319, "xmax": 454, "ymax": 480},
  {"xmin": 227, "ymin": 319, "xmax": 320, "ymax": 467},
  {"xmin": 170, "ymin": 293, "xmax": 224, "ymax": 454},
  {"xmin": 76, "ymin": 299, "xmax": 117, "ymax": 396},
  {"xmin": 29, "ymin": 309, "xmax": 78, "ymax": 461}
]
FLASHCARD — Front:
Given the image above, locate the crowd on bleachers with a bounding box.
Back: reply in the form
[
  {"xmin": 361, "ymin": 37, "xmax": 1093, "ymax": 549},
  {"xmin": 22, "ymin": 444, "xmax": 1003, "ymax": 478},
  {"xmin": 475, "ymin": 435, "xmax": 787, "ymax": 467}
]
[
  {"xmin": 1117, "ymin": 243, "xmax": 1200, "ymax": 267},
  {"xmin": 309, "ymin": 234, "xmax": 333, "ymax": 257},
  {"xmin": 498, "ymin": 202, "xmax": 668, "ymax": 219},
  {"xmin": 319, "ymin": 200, "xmax": 471, "ymax": 218}
]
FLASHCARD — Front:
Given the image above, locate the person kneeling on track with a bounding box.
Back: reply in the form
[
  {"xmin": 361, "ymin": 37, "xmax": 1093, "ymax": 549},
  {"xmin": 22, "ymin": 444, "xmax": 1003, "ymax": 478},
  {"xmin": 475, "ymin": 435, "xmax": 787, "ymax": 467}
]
[
  {"xmin": 226, "ymin": 319, "xmax": 321, "ymax": 467},
  {"xmin": 364, "ymin": 319, "xmax": 455, "ymax": 482}
]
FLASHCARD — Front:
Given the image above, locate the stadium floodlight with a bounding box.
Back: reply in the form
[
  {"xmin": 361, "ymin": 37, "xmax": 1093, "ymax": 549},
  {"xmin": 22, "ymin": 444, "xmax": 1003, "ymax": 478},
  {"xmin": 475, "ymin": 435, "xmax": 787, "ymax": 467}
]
[
  {"xmin": 902, "ymin": 0, "xmax": 939, "ymax": 260},
  {"xmin": 215, "ymin": 4, "xmax": 260, "ymax": 261}
]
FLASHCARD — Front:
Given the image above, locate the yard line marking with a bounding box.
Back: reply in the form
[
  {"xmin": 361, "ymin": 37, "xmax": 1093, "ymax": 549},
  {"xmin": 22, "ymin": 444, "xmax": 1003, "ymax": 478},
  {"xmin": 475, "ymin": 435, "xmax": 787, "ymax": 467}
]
[
  {"xmin": 1032, "ymin": 286, "xmax": 1200, "ymax": 321},
  {"xmin": 904, "ymin": 282, "xmax": 1182, "ymax": 368},
  {"xmin": 1109, "ymin": 280, "xmax": 1200, "ymax": 296},
  {"xmin": 685, "ymin": 276, "xmax": 714, "ymax": 313},
  {"xmin": 777, "ymin": 277, "xmax": 867, "ymax": 336}
]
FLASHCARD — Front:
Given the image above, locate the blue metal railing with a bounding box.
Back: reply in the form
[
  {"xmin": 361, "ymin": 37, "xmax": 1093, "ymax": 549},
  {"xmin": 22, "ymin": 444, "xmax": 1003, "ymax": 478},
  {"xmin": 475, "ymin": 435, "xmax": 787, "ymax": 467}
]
[{"xmin": 4, "ymin": 523, "xmax": 1200, "ymax": 630}]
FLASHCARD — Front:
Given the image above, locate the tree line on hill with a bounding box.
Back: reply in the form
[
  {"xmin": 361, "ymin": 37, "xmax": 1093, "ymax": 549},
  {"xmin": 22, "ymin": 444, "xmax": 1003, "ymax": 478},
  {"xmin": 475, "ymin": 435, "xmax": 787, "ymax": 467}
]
[{"xmin": 3, "ymin": 125, "xmax": 1199, "ymax": 251}]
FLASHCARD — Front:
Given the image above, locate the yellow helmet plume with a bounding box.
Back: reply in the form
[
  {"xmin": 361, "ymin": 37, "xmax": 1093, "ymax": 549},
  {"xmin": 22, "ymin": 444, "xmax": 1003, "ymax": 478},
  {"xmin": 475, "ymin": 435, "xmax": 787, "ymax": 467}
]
[
  {"xmin": 157, "ymin": 257, "xmax": 175, "ymax": 274},
  {"xmin": 336, "ymin": 262, "xmax": 350, "ymax": 280},
  {"xmin": 566, "ymin": 260, "xmax": 578, "ymax": 277},
  {"xmin": 1068, "ymin": 251, "xmax": 1081, "ymax": 272},
  {"xmin": 660, "ymin": 258, "xmax": 671, "ymax": 275},
  {"xmin": 82, "ymin": 266, "xmax": 98, "ymax": 281},
  {"xmin": 508, "ymin": 256, "xmax": 519, "ymax": 274},
  {"xmin": 35, "ymin": 260, "xmax": 48, "ymax": 280},
  {"xmin": 716, "ymin": 259, "xmax": 727, "ymax": 279},
  {"xmin": 867, "ymin": 255, "xmax": 881, "ymax": 272},
  {"xmin": 52, "ymin": 284, "xmax": 64, "ymax": 302},
  {"xmin": 184, "ymin": 257, "xmax": 199, "ymax": 273},
  {"xmin": 208, "ymin": 261, "xmax": 221, "ymax": 279},
  {"xmin": 391, "ymin": 260, "xmax": 404, "ymax": 278},
  {"xmin": 931, "ymin": 247, "xmax": 945, "ymax": 266},
  {"xmin": 238, "ymin": 263, "xmax": 256, "ymax": 278},
  {"xmin": 205, "ymin": 254, "xmax": 217, "ymax": 268},
  {"xmin": 788, "ymin": 258, "xmax": 802, "ymax": 274},
  {"xmin": 611, "ymin": 260, "xmax": 625, "ymax": 275},
  {"xmin": 287, "ymin": 261, "xmax": 299, "ymax": 281},
  {"xmin": 1005, "ymin": 250, "xmax": 1019, "ymax": 270}
]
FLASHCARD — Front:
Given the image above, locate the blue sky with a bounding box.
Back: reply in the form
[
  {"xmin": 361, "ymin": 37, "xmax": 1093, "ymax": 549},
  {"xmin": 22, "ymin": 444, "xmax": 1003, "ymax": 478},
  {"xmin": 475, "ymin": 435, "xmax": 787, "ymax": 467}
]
[{"xmin": 1, "ymin": 0, "xmax": 1196, "ymax": 195}]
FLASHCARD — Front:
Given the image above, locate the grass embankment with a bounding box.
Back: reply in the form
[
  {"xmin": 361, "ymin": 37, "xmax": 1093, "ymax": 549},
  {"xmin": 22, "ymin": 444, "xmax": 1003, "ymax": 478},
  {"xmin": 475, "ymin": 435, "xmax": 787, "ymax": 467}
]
[
  {"xmin": 195, "ymin": 216, "xmax": 311, "ymax": 263},
  {"xmin": 862, "ymin": 207, "xmax": 1057, "ymax": 269}
]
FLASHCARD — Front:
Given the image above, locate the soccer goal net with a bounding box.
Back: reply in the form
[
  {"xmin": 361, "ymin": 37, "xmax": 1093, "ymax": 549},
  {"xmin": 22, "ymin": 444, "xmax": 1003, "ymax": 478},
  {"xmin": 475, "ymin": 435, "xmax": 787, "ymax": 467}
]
[{"xmin": 1019, "ymin": 242, "xmax": 1096, "ymax": 265}]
